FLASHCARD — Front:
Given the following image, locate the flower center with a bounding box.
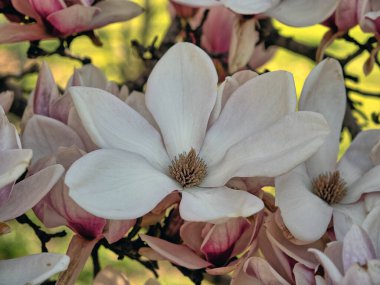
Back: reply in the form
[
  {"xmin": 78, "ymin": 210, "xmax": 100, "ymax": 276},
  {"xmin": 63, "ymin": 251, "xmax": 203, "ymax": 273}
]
[
  {"xmin": 312, "ymin": 171, "xmax": 347, "ymax": 205},
  {"xmin": 168, "ymin": 148, "xmax": 207, "ymax": 188}
]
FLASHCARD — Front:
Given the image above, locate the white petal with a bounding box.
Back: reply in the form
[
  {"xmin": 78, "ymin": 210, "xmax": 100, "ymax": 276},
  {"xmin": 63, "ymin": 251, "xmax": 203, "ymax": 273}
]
[
  {"xmin": 266, "ymin": 0, "xmax": 340, "ymax": 27},
  {"xmin": 69, "ymin": 86, "xmax": 170, "ymax": 170},
  {"xmin": 0, "ymin": 149, "xmax": 32, "ymax": 189},
  {"xmin": 201, "ymin": 71, "xmax": 296, "ymax": 167},
  {"xmin": 22, "ymin": 115, "xmax": 84, "ymax": 163},
  {"xmin": 0, "ymin": 253, "xmax": 69, "ymax": 285},
  {"xmin": 308, "ymin": 248, "xmax": 343, "ymax": 284},
  {"xmin": 203, "ymin": 111, "xmax": 329, "ymax": 186},
  {"xmin": 66, "ymin": 149, "xmax": 178, "ymax": 219},
  {"xmin": 299, "ymin": 59, "xmax": 346, "ymax": 179},
  {"xmin": 145, "ymin": 42, "xmax": 218, "ymax": 158},
  {"xmin": 338, "ymin": 130, "xmax": 380, "ymax": 186},
  {"xmin": 275, "ymin": 164, "xmax": 333, "ymax": 243},
  {"xmin": 180, "ymin": 187, "xmax": 264, "ymax": 223},
  {"xmin": 0, "ymin": 164, "xmax": 64, "ymax": 222},
  {"xmin": 343, "ymin": 164, "xmax": 380, "ymax": 204},
  {"xmin": 223, "ymin": 0, "xmax": 280, "ymax": 14},
  {"xmin": 363, "ymin": 206, "xmax": 380, "ymax": 257},
  {"xmin": 172, "ymin": 0, "xmax": 221, "ymax": 8},
  {"xmin": 333, "ymin": 202, "xmax": 367, "ymax": 241},
  {"xmin": 125, "ymin": 91, "xmax": 158, "ymax": 130}
]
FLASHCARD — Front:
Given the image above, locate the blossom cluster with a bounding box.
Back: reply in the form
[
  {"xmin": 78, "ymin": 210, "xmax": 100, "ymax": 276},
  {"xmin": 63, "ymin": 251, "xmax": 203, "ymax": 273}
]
[{"xmin": 0, "ymin": 1, "xmax": 379, "ymax": 285}]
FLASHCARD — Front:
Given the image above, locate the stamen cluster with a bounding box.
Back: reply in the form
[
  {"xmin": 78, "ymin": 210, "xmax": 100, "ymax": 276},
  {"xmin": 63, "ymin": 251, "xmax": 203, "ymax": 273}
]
[{"xmin": 312, "ymin": 171, "xmax": 347, "ymax": 205}]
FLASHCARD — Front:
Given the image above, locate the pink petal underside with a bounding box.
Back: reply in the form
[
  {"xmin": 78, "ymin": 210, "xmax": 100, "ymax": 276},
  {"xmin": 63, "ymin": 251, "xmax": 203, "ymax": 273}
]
[
  {"xmin": 140, "ymin": 234, "xmax": 212, "ymax": 269},
  {"xmin": 201, "ymin": 217, "xmax": 250, "ymax": 266},
  {"xmin": 0, "ymin": 184, "xmax": 14, "ymax": 208},
  {"xmin": 47, "ymin": 5, "xmax": 99, "ymax": 36},
  {"xmin": 335, "ymin": 0, "xmax": 359, "ymax": 31},
  {"xmin": 90, "ymin": 0, "xmax": 143, "ymax": 30},
  {"xmin": 0, "ymin": 23, "xmax": 49, "ymax": 44},
  {"xmin": 103, "ymin": 219, "xmax": 135, "ymax": 244},
  {"xmin": 293, "ymin": 263, "xmax": 316, "ymax": 285},
  {"xmin": 11, "ymin": 0, "xmax": 42, "ymax": 22},
  {"xmin": 49, "ymin": 93, "xmax": 73, "ymax": 124},
  {"xmin": 325, "ymin": 242, "xmax": 344, "ymax": 277},
  {"xmin": 206, "ymin": 259, "xmax": 239, "ymax": 275},
  {"xmin": 33, "ymin": 62, "xmax": 59, "ymax": 117},
  {"xmin": 0, "ymin": 91, "xmax": 14, "ymax": 113},
  {"xmin": 29, "ymin": 0, "xmax": 66, "ymax": 18},
  {"xmin": 0, "ymin": 113, "xmax": 20, "ymax": 149},
  {"xmin": 0, "ymin": 164, "xmax": 64, "ymax": 222},
  {"xmin": 180, "ymin": 222, "xmax": 208, "ymax": 255}
]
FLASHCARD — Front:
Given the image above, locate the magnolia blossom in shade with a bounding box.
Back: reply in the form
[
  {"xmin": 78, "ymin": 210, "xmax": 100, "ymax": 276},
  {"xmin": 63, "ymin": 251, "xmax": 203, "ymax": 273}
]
[
  {"xmin": 0, "ymin": 0, "xmax": 143, "ymax": 44},
  {"xmin": 232, "ymin": 210, "xmax": 325, "ymax": 285},
  {"xmin": 140, "ymin": 215, "xmax": 262, "ymax": 274},
  {"xmin": 275, "ymin": 58, "xmax": 380, "ymax": 243},
  {"xmin": 0, "ymin": 253, "xmax": 69, "ymax": 285},
  {"xmin": 309, "ymin": 225, "xmax": 380, "ymax": 285},
  {"xmin": 173, "ymin": 0, "xmax": 340, "ymax": 27},
  {"xmin": 65, "ymin": 42, "xmax": 330, "ymax": 222},
  {"xmin": 0, "ymin": 106, "xmax": 64, "ymax": 222}
]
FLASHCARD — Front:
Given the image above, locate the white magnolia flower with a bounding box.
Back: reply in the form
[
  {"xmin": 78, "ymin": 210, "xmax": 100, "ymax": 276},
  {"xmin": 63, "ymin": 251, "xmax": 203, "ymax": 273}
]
[
  {"xmin": 65, "ymin": 42, "xmax": 329, "ymax": 223},
  {"xmin": 275, "ymin": 58, "xmax": 380, "ymax": 243},
  {"xmin": 0, "ymin": 253, "xmax": 69, "ymax": 285},
  {"xmin": 173, "ymin": 0, "xmax": 340, "ymax": 27}
]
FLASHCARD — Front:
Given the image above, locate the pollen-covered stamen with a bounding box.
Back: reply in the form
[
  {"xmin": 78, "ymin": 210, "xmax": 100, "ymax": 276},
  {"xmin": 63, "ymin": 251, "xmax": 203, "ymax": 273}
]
[
  {"xmin": 168, "ymin": 148, "xmax": 207, "ymax": 188},
  {"xmin": 312, "ymin": 171, "xmax": 347, "ymax": 205}
]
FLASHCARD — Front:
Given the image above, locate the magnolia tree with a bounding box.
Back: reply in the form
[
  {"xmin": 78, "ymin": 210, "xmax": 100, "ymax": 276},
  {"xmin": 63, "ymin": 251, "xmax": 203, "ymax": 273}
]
[{"xmin": 0, "ymin": 0, "xmax": 380, "ymax": 284}]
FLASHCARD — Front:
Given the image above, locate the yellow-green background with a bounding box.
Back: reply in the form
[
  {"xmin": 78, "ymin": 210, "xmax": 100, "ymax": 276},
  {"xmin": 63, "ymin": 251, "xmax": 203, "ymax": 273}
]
[{"xmin": 0, "ymin": 0, "xmax": 379, "ymax": 284}]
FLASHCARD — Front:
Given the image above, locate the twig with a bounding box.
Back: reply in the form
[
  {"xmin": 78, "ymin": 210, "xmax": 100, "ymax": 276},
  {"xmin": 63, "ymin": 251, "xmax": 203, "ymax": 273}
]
[{"xmin": 16, "ymin": 214, "xmax": 66, "ymax": 252}]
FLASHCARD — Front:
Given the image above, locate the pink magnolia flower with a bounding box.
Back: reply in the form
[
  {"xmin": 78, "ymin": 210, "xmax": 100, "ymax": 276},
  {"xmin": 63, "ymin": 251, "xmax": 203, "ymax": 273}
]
[
  {"xmin": 65, "ymin": 42, "xmax": 329, "ymax": 223},
  {"xmin": 140, "ymin": 215, "xmax": 262, "ymax": 274},
  {"xmin": 275, "ymin": 58, "xmax": 380, "ymax": 243},
  {"xmin": 0, "ymin": 106, "xmax": 64, "ymax": 222},
  {"xmin": 310, "ymin": 224, "xmax": 380, "ymax": 285},
  {"xmin": 173, "ymin": 0, "xmax": 340, "ymax": 27},
  {"xmin": 0, "ymin": 0, "xmax": 143, "ymax": 44},
  {"xmin": 232, "ymin": 210, "xmax": 325, "ymax": 285},
  {"xmin": 0, "ymin": 253, "xmax": 70, "ymax": 285}
]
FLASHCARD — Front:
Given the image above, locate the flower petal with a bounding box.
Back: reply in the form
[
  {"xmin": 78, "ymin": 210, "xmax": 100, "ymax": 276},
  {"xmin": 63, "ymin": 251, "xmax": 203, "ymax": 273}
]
[
  {"xmin": 172, "ymin": 0, "xmax": 221, "ymax": 8},
  {"xmin": 266, "ymin": 0, "xmax": 340, "ymax": 27},
  {"xmin": 0, "ymin": 23, "xmax": 49, "ymax": 44},
  {"xmin": 47, "ymin": 5, "xmax": 99, "ymax": 35},
  {"xmin": 22, "ymin": 115, "xmax": 85, "ymax": 163},
  {"xmin": 342, "ymin": 225, "xmax": 376, "ymax": 271},
  {"xmin": 203, "ymin": 111, "xmax": 329, "ymax": 187},
  {"xmin": 69, "ymin": 86, "xmax": 169, "ymax": 170},
  {"xmin": 308, "ymin": 248, "xmax": 343, "ymax": 284},
  {"xmin": 343, "ymin": 164, "xmax": 380, "ymax": 204},
  {"xmin": 338, "ymin": 130, "xmax": 380, "ymax": 186},
  {"xmin": 145, "ymin": 42, "xmax": 218, "ymax": 158},
  {"xmin": 140, "ymin": 234, "xmax": 211, "ymax": 269},
  {"xmin": 0, "ymin": 111, "xmax": 21, "ymax": 149},
  {"xmin": 180, "ymin": 222, "xmax": 207, "ymax": 254},
  {"xmin": 275, "ymin": 164, "xmax": 333, "ymax": 243},
  {"xmin": 200, "ymin": 217, "xmax": 250, "ymax": 265},
  {"xmin": 201, "ymin": 71, "xmax": 296, "ymax": 168},
  {"xmin": 180, "ymin": 187, "xmax": 264, "ymax": 223},
  {"xmin": 66, "ymin": 149, "xmax": 177, "ymax": 219},
  {"xmin": 0, "ymin": 91, "xmax": 14, "ymax": 113},
  {"xmin": 299, "ymin": 58, "xmax": 346, "ymax": 179},
  {"xmin": 0, "ymin": 253, "xmax": 69, "ymax": 285},
  {"xmin": 341, "ymin": 264, "xmax": 372, "ymax": 285},
  {"xmin": 0, "ymin": 149, "xmax": 32, "ymax": 189},
  {"xmin": 363, "ymin": 206, "xmax": 380, "ymax": 257},
  {"xmin": 333, "ymin": 202, "xmax": 367, "ymax": 241},
  {"xmin": 0, "ymin": 164, "xmax": 64, "ymax": 222},
  {"xmin": 90, "ymin": 0, "xmax": 143, "ymax": 29},
  {"xmin": 293, "ymin": 263, "xmax": 315, "ymax": 285},
  {"xmin": 222, "ymin": 0, "xmax": 280, "ymax": 14},
  {"xmin": 29, "ymin": 0, "xmax": 65, "ymax": 18}
]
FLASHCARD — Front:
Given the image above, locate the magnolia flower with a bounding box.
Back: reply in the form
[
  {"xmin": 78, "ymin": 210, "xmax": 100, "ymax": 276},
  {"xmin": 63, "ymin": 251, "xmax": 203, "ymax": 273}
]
[
  {"xmin": 0, "ymin": 106, "xmax": 64, "ymax": 222},
  {"xmin": 232, "ymin": 210, "xmax": 325, "ymax": 285},
  {"xmin": 0, "ymin": 0, "xmax": 143, "ymax": 44},
  {"xmin": 173, "ymin": 0, "xmax": 340, "ymax": 27},
  {"xmin": 0, "ymin": 253, "xmax": 70, "ymax": 285},
  {"xmin": 310, "ymin": 224, "xmax": 380, "ymax": 285},
  {"xmin": 275, "ymin": 58, "xmax": 380, "ymax": 243},
  {"xmin": 140, "ymin": 216, "xmax": 262, "ymax": 274},
  {"xmin": 65, "ymin": 42, "xmax": 329, "ymax": 223}
]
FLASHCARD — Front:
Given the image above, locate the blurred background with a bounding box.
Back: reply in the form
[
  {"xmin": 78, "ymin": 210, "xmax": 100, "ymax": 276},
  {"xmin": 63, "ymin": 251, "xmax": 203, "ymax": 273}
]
[{"xmin": 0, "ymin": 0, "xmax": 379, "ymax": 284}]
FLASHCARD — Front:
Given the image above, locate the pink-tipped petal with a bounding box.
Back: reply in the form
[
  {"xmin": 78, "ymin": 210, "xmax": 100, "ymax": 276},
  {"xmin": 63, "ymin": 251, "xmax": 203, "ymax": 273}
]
[
  {"xmin": 140, "ymin": 234, "xmax": 212, "ymax": 269},
  {"xmin": 0, "ymin": 164, "xmax": 64, "ymax": 221}
]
